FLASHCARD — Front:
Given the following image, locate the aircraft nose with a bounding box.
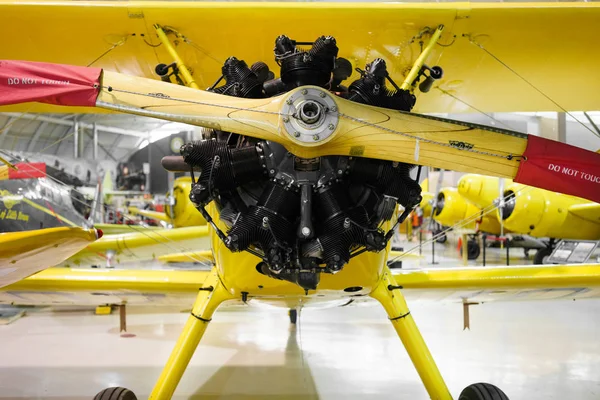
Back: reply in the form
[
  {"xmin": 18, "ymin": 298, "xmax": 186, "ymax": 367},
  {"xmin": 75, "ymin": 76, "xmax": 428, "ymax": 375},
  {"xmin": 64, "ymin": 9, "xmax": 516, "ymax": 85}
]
[
  {"xmin": 499, "ymin": 190, "xmax": 516, "ymax": 220},
  {"xmin": 457, "ymin": 174, "xmax": 481, "ymax": 197},
  {"xmin": 435, "ymin": 192, "xmax": 445, "ymax": 215}
]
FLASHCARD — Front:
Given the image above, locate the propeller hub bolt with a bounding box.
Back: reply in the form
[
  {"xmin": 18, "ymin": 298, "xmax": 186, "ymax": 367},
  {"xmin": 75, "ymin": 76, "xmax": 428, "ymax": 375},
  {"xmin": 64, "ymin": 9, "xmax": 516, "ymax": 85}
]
[
  {"xmin": 313, "ymin": 134, "xmax": 320, "ymax": 141},
  {"xmin": 301, "ymin": 89, "xmax": 308, "ymax": 95},
  {"xmin": 299, "ymin": 100, "xmax": 323, "ymax": 125},
  {"xmin": 330, "ymin": 106, "xmax": 337, "ymax": 112},
  {"xmin": 294, "ymin": 131, "xmax": 301, "ymax": 137},
  {"xmin": 319, "ymin": 92, "xmax": 326, "ymax": 98},
  {"xmin": 283, "ymin": 116, "xmax": 289, "ymax": 123},
  {"xmin": 328, "ymin": 124, "xmax": 335, "ymax": 130}
]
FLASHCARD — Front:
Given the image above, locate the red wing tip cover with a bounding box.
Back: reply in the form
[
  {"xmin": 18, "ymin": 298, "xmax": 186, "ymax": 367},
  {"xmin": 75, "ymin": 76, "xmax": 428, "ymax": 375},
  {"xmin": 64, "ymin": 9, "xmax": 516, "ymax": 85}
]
[
  {"xmin": 0, "ymin": 60, "xmax": 101, "ymax": 107},
  {"xmin": 0, "ymin": 162, "xmax": 46, "ymax": 181},
  {"xmin": 516, "ymin": 135, "xmax": 600, "ymax": 202}
]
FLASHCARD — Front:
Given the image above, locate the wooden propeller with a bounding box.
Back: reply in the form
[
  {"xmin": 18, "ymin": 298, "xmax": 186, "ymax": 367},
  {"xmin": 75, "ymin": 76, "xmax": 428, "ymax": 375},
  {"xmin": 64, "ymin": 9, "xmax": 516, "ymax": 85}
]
[{"xmin": 99, "ymin": 70, "xmax": 526, "ymax": 178}]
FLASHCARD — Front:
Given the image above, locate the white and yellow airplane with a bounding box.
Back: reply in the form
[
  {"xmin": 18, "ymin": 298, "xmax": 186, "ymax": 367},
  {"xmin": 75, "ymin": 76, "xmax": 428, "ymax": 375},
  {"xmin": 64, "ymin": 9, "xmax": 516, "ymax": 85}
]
[{"xmin": 1, "ymin": 2, "xmax": 600, "ymax": 400}]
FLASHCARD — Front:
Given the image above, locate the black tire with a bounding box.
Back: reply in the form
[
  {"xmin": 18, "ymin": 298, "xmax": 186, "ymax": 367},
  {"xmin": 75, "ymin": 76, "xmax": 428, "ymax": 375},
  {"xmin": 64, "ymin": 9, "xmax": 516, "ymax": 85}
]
[
  {"xmin": 461, "ymin": 240, "xmax": 481, "ymax": 260},
  {"xmin": 289, "ymin": 309, "xmax": 297, "ymax": 324},
  {"xmin": 93, "ymin": 387, "xmax": 137, "ymax": 400},
  {"xmin": 435, "ymin": 232, "xmax": 448, "ymax": 244},
  {"xmin": 534, "ymin": 247, "xmax": 553, "ymax": 265},
  {"xmin": 459, "ymin": 383, "xmax": 509, "ymax": 400}
]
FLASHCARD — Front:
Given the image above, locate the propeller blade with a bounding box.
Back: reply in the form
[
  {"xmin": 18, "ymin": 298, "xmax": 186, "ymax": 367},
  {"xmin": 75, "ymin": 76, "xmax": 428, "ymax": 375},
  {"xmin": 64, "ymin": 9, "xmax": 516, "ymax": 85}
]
[
  {"xmin": 2, "ymin": 60, "xmax": 598, "ymax": 202},
  {"xmin": 98, "ymin": 71, "xmax": 283, "ymax": 143}
]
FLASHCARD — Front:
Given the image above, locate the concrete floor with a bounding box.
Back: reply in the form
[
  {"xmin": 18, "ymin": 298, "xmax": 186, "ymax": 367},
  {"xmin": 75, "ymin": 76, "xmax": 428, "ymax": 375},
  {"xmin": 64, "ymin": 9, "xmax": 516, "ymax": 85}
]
[{"xmin": 0, "ymin": 298, "xmax": 599, "ymax": 399}]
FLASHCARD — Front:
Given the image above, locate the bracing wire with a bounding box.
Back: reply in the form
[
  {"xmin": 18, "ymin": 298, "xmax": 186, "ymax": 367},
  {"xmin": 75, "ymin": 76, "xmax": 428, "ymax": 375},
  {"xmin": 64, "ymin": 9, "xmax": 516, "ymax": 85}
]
[
  {"xmin": 387, "ymin": 184, "xmax": 535, "ymax": 264},
  {"xmin": 467, "ymin": 36, "xmax": 598, "ymax": 137},
  {"xmin": 434, "ymin": 87, "xmax": 524, "ymax": 133}
]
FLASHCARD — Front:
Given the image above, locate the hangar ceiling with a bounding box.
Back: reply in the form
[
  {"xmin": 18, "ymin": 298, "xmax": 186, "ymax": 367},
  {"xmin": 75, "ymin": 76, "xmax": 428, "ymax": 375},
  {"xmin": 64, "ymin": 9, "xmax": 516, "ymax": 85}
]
[{"xmin": 0, "ymin": 113, "xmax": 194, "ymax": 162}]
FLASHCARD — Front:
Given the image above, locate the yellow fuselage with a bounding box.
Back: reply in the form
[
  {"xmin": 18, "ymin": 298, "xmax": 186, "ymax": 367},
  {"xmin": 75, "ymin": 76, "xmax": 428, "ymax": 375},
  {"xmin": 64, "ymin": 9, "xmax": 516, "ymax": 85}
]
[
  {"xmin": 501, "ymin": 182, "xmax": 600, "ymax": 240},
  {"xmin": 208, "ymin": 204, "xmax": 391, "ymax": 308},
  {"xmin": 433, "ymin": 187, "xmax": 503, "ymax": 234}
]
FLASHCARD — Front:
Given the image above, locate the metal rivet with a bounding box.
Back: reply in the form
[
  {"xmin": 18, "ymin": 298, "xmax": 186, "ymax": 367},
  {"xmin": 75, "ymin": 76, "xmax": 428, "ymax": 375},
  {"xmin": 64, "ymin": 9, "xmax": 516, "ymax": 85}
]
[
  {"xmin": 301, "ymin": 89, "xmax": 308, "ymax": 95},
  {"xmin": 286, "ymin": 99, "xmax": 293, "ymax": 105},
  {"xmin": 319, "ymin": 92, "xmax": 326, "ymax": 98},
  {"xmin": 283, "ymin": 116, "xmax": 289, "ymax": 123},
  {"xmin": 313, "ymin": 134, "xmax": 320, "ymax": 141},
  {"xmin": 331, "ymin": 106, "xmax": 337, "ymax": 112},
  {"xmin": 328, "ymin": 124, "xmax": 335, "ymax": 130},
  {"xmin": 294, "ymin": 131, "xmax": 301, "ymax": 138}
]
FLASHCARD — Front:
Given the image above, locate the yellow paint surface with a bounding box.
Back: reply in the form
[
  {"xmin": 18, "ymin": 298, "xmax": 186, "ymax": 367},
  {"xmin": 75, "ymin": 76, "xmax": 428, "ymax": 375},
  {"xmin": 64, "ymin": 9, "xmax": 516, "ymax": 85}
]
[{"xmin": 0, "ymin": 2, "xmax": 598, "ymax": 113}]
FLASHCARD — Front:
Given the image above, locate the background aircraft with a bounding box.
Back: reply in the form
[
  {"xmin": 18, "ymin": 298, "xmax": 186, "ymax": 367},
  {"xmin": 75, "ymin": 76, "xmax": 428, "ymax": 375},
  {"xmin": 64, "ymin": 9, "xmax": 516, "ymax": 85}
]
[
  {"xmin": 0, "ymin": 155, "xmax": 212, "ymax": 268},
  {"xmin": 431, "ymin": 174, "xmax": 600, "ymax": 263}
]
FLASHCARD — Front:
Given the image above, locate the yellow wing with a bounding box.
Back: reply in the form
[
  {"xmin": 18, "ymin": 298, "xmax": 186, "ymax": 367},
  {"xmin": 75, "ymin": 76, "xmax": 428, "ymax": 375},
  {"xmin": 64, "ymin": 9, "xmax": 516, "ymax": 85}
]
[
  {"xmin": 395, "ymin": 264, "xmax": 600, "ymax": 303},
  {"xmin": 61, "ymin": 226, "xmax": 211, "ymax": 267},
  {"xmin": 0, "ymin": 227, "xmax": 98, "ymax": 287},
  {"xmin": 0, "ymin": 2, "xmax": 598, "ymax": 113},
  {"xmin": 128, "ymin": 206, "xmax": 172, "ymax": 223},
  {"xmin": 158, "ymin": 250, "xmax": 213, "ymax": 264},
  {"xmin": 92, "ymin": 223, "xmax": 163, "ymax": 235},
  {"xmin": 568, "ymin": 203, "xmax": 600, "ymax": 225},
  {"xmin": 2, "ymin": 263, "xmax": 600, "ymax": 307},
  {"xmin": 0, "ymin": 268, "xmax": 209, "ymax": 306}
]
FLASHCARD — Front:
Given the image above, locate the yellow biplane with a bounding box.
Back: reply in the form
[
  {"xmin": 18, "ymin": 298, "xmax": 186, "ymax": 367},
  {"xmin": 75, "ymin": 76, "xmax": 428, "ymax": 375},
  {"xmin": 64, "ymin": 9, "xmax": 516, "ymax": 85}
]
[
  {"xmin": 1, "ymin": 2, "xmax": 600, "ymax": 400},
  {"xmin": 431, "ymin": 174, "xmax": 600, "ymax": 263}
]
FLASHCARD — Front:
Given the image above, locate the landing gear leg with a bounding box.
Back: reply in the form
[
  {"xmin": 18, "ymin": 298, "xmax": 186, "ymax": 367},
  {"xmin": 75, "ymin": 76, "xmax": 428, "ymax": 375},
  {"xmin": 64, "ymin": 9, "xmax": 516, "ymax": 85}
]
[
  {"xmin": 370, "ymin": 266, "xmax": 452, "ymax": 400},
  {"xmin": 149, "ymin": 268, "xmax": 234, "ymax": 399},
  {"xmin": 289, "ymin": 309, "xmax": 298, "ymax": 324}
]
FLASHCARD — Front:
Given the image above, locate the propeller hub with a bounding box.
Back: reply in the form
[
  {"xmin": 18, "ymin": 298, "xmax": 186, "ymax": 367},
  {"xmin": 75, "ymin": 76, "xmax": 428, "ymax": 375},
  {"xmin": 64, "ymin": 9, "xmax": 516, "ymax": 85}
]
[
  {"xmin": 281, "ymin": 86, "xmax": 339, "ymax": 144},
  {"xmin": 299, "ymin": 100, "xmax": 323, "ymax": 125}
]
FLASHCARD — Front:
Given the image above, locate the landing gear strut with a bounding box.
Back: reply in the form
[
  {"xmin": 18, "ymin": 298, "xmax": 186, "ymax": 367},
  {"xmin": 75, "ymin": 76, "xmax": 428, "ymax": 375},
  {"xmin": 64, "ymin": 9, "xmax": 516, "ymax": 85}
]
[
  {"xmin": 371, "ymin": 267, "xmax": 509, "ymax": 399},
  {"xmin": 289, "ymin": 308, "xmax": 298, "ymax": 324},
  {"xmin": 534, "ymin": 239, "xmax": 555, "ymax": 265}
]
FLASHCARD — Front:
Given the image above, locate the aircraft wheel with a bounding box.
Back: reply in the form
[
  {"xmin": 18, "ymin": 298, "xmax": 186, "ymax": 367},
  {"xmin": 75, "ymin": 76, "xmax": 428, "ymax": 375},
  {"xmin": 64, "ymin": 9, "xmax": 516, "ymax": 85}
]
[
  {"xmin": 459, "ymin": 383, "xmax": 509, "ymax": 400},
  {"xmin": 534, "ymin": 247, "xmax": 553, "ymax": 265},
  {"xmin": 93, "ymin": 387, "xmax": 137, "ymax": 400},
  {"xmin": 460, "ymin": 240, "xmax": 481, "ymax": 260},
  {"xmin": 435, "ymin": 231, "xmax": 447, "ymax": 244},
  {"xmin": 289, "ymin": 309, "xmax": 298, "ymax": 324}
]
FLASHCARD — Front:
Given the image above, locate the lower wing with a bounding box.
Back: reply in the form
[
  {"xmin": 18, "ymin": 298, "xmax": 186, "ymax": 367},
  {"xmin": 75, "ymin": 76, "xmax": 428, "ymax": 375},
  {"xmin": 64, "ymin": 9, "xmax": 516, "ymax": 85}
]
[
  {"xmin": 0, "ymin": 227, "xmax": 100, "ymax": 287},
  {"xmin": 2, "ymin": 264, "xmax": 599, "ymax": 306}
]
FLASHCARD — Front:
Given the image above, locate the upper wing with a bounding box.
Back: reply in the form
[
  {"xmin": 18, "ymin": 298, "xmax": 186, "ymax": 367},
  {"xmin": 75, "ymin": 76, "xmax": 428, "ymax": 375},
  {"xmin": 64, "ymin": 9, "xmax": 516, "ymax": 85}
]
[
  {"xmin": 394, "ymin": 264, "xmax": 600, "ymax": 303},
  {"xmin": 0, "ymin": 2, "xmax": 598, "ymax": 113},
  {"xmin": 0, "ymin": 227, "xmax": 99, "ymax": 287}
]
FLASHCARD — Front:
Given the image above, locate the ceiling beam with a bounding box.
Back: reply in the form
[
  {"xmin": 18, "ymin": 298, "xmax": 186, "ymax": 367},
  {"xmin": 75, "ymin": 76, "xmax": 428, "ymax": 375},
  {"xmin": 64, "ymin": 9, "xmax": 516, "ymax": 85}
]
[
  {"xmin": 0, "ymin": 117, "xmax": 17, "ymax": 148},
  {"xmin": 2, "ymin": 113, "xmax": 148, "ymax": 138},
  {"xmin": 82, "ymin": 129, "xmax": 118, "ymax": 162},
  {"xmin": 26, "ymin": 121, "xmax": 49, "ymax": 152}
]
